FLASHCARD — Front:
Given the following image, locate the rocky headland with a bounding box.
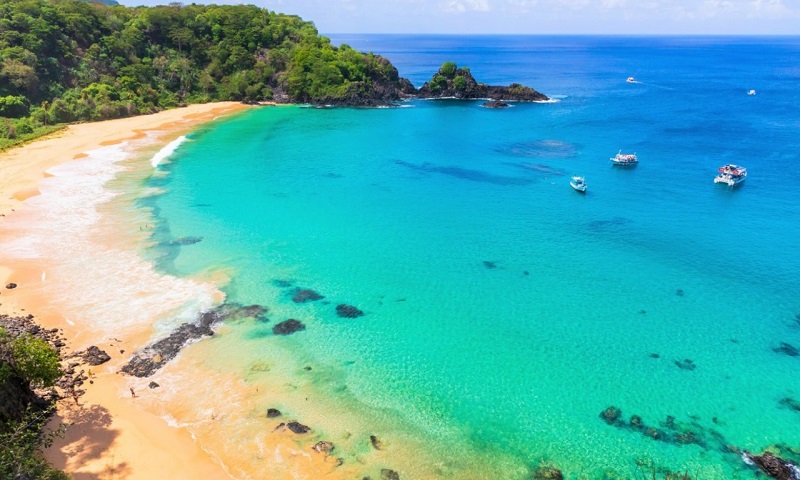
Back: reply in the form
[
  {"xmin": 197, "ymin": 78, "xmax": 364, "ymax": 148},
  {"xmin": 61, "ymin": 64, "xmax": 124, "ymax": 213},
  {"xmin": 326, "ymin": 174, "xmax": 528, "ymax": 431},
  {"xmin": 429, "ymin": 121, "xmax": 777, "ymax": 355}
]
[{"xmin": 414, "ymin": 62, "xmax": 549, "ymax": 103}]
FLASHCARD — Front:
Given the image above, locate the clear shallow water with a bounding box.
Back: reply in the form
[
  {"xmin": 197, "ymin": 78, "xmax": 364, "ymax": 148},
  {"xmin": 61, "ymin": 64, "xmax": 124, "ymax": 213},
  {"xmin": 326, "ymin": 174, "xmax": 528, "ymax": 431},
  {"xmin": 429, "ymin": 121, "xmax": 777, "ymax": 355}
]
[{"xmin": 145, "ymin": 36, "xmax": 800, "ymax": 478}]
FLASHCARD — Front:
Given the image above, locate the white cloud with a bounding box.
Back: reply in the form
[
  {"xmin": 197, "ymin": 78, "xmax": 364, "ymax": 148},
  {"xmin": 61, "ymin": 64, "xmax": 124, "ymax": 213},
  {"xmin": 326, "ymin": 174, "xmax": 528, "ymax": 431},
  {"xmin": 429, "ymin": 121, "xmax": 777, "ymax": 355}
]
[{"xmin": 443, "ymin": 0, "xmax": 492, "ymax": 12}]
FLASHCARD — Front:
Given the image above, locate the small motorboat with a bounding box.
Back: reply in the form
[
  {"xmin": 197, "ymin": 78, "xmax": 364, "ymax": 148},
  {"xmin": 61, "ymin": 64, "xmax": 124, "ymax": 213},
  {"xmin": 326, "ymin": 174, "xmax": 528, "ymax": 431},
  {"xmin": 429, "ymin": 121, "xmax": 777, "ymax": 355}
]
[
  {"xmin": 747, "ymin": 89, "xmax": 756, "ymax": 96},
  {"xmin": 570, "ymin": 176, "xmax": 587, "ymax": 193},
  {"xmin": 627, "ymin": 77, "xmax": 635, "ymax": 83}
]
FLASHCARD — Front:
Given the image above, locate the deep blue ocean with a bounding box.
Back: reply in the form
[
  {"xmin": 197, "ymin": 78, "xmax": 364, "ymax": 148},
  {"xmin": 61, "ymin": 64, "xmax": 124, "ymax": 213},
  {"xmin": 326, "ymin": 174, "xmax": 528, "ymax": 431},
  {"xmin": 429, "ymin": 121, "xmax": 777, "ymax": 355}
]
[{"xmin": 145, "ymin": 36, "xmax": 800, "ymax": 479}]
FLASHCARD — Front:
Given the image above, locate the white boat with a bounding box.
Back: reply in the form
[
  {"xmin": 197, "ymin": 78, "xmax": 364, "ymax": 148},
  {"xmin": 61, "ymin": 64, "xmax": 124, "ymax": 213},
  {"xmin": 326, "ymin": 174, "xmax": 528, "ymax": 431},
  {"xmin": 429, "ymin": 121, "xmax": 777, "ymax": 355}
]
[
  {"xmin": 747, "ymin": 89, "xmax": 756, "ymax": 95},
  {"xmin": 570, "ymin": 176, "xmax": 587, "ymax": 192},
  {"xmin": 611, "ymin": 150, "xmax": 638, "ymax": 166},
  {"xmin": 714, "ymin": 164, "xmax": 747, "ymax": 187},
  {"xmin": 627, "ymin": 77, "xmax": 635, "ymax": 83}
]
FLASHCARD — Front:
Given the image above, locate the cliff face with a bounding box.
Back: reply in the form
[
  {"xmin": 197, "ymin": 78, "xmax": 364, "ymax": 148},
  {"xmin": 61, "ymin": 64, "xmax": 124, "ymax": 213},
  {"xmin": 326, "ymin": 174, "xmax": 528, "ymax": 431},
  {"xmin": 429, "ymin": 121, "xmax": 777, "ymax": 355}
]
[
  {"xmin": 0, "ymin": 364, "xmax": 41, "ymax": 424},
  {"xmin": 415, "ymin": 63, "xmax": 549, "ymax": 102}
]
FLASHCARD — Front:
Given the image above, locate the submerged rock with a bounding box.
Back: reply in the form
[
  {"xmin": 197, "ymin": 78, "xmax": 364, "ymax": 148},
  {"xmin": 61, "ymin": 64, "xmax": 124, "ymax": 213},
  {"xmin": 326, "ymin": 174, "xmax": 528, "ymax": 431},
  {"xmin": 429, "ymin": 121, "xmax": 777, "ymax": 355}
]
[
  {"xmin": 774, "ymin": 343, "xmax": 800, "ymax": 357},
  {"xmin": 336, "ymin": 304, "xmax": 364, "ymax": 318},
  {"xmin": 370, "ymin": 435, "xmax": 385, "ymax": 450},
  {"xmin": 273, "ymin": 319, "xmax": 306, "ymax": 335},
  {"xmin": 292, "ymin": 288, "xmax": 324, "ymax": 303},
  {"xmin": 483, "ymin": 260, "xmax": 498, "ymax": 269},
  {"xmin": 779, "ymin": 397, "xmax": 800, "ymax": 412},
  {"xmin": 266, "ymin": 408, "xmax": 282, "ymax": 418},
  {"xmin": 287, "ymin": 421, "xmax": 310, "ymax": 434},
  {"xmin": 600, "ymin": 406, "xmax": 622, "ymax": 425},
  {"xmin": 674, "ymin": 359, "xmax": 696, "ymax": 370},
  {"xmin": 380, "ymin": 469, "xmax": 400, "ymax": 480},
  {"xmin": 532, "ymin": 463, "xmax": 563, "ymax": 480},
  {"xmin": 313, "ymin": 441, "xmax": 334, "ymax": 454},
  {"xmin": 167, "ymin": 236, "xmax": 203, "ymax": 246}
]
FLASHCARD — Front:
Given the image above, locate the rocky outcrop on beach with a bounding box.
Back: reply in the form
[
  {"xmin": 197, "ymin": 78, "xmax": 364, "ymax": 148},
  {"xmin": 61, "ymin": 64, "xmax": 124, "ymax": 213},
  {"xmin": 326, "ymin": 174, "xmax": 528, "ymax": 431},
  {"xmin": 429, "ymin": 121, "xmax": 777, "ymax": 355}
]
[
  {"xmin": 416, "ymin": 62, "xmax": 549, "ymax": 102},
  {"xmin": 121, "ymin": 303, "xmax": 267, "ymax": 377}
]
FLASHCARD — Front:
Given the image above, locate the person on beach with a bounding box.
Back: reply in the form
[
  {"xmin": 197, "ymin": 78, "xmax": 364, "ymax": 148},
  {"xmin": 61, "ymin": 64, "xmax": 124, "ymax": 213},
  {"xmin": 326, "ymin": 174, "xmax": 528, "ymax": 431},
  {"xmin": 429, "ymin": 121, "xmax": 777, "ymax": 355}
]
[{"xmin": 130, "ymin": 387, "xmax": 136, "ymax": 398}]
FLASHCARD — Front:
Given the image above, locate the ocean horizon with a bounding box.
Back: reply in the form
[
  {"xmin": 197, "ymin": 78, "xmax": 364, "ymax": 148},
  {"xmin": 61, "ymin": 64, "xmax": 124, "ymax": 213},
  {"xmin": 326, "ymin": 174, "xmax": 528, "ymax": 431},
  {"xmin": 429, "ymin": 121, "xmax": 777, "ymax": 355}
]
[{"xmin": 13, "ymin": 34, "xmax": 800, "ymax": 479}]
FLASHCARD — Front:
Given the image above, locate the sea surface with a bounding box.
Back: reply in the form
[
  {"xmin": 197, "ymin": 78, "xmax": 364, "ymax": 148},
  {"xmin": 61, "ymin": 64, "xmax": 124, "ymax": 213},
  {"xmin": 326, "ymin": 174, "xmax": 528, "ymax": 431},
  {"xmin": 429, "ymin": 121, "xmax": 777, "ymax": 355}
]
[{"xmin": 141, "ymin": 36, "xmax": 800, "ymax": 479}]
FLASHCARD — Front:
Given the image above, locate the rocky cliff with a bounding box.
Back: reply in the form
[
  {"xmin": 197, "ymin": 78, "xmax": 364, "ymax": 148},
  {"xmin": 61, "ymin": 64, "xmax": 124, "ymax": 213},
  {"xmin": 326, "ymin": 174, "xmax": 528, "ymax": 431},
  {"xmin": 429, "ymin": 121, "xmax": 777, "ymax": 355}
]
[{"xmin": 415, "ymin": 62, "xmax": 549, "ymax": 102}]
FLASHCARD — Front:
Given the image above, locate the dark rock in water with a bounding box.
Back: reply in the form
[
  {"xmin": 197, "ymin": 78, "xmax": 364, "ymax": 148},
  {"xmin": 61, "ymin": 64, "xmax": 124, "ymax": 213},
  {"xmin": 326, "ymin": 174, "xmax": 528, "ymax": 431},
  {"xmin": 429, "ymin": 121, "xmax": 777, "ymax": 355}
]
[
  {"xmin": 292, "ymin": 288, "xmax": 324, "ymax": 303},
  {"xmin": 600, "ymin": 406, "xmax": 622, "ymax": 425},
  {"xmin": 266, "ymin": 408, "xmax": 282, "ymax": 418},
  {"xmin": 664, "ymin": 415, "xmax": 677, "ymax": 430},
  {"xmin": 303, "ymin": 366, "xmax": 312, "ymax": 371},
  {"xmin": 630, "ymin": 415, "xmax": 643, "ymax": 428},
  {"xmin": 523, "ymin": 271, "xmax": 529, "ymax": 276},
  {"xmin": 483, "ymin": 100, "xmax": 509, "ymax": 108},
  {"xmin": 121, "ymin": 303, "xmax": 265, "ymax": 377},
  {"xmin": 80, "ymin": 346, "xmax": 111, "ymax": 366},
  {"xmin": 148, "ymin": 381, "xmax": 159, "ymax": 389},
  {"xmin": 483, "ymin": 261, "xmax": 497, "ymax": 269},
  {"xmin": 287, "ymin": 421, "xmax": 310, "ymax": 434},
  {"xmin": 774, "ymin": 342, "xmax": 800, "ymax": 357},
  {"xmin": 272, "ymin": 279, "xmax": 293, "ymax": 288},
  {"xmin": 273, "ymin": 319, "xmax": 306, "ymax": 335},
  {"xmin": 649, "ymin": 353, "xmax": 660, "ymax": 359},
  {"xmin": 370, "ymin": 435, "xmax": 385, "ymax": 450},
  {"xmin": 674, "ymin": 431, "xmax": 699, "ymax": 445},
  {"xmin": 779, "ymin": 397, "xmax": 800, "ymax": 412},
  {"xmin": 313, "ymin": 441, "xmax": 334, "ymax": 454},
  {"xmin": 167, "ymin": 236, "xmax": 203, "ymax": 246},
  {"xmin": 380, "ymin": 469, "xmax": 400, "ymax": 480},
  {"xmin": 533, "ymin": 463, "xmax": 563, "ymax": 480},
  {"xmin": 676, "ymin": 289, "xmax": 684, "ymax": 296},
  {"xmin": 674, "ymin": 359, "xmax": 696, "ymax": 370},
  {"xmin": 744, "ymin": 451, "xmax": 799, "ymax": 480},
  {"xmin": 336, "ymin": 304, "xmax": 364, "ymax": 318},
  {"xmin": 639, "ymin": 310, "xmax": 647, "ymax": 315},
  {"xmin": 644, "ymin": 427, "xmax": 662, "ymax": 440},
  {"xmin": 5, "ymin": 283, "xmax": 17, "ymax": 289}
]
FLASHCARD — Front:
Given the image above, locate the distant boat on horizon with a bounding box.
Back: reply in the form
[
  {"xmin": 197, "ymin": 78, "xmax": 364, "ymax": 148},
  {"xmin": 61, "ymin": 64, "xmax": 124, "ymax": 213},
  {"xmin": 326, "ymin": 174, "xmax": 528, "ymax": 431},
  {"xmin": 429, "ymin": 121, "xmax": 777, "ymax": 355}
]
[
  {"xmin": 747, "ymin": 89, "xmax": 756, "ymax": 95},
  {"xmin": 627, "ymin": 77, "xmax": 635, "ymax": 83}
]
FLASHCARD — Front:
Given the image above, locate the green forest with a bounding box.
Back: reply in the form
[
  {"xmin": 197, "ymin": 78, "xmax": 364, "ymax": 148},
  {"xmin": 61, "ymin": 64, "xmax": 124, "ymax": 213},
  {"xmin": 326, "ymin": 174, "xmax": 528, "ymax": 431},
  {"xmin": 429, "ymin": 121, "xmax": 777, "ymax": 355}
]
[{"xmin": 0, "ymin": 0, "xmax": 412, "ymax": 146}]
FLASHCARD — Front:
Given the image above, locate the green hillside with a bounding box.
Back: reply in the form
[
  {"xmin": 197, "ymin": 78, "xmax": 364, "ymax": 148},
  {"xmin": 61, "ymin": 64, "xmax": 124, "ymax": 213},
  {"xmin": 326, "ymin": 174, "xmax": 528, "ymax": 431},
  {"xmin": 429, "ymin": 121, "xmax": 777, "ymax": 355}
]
[{"xmin": 0, "ymin": 0, "xmax": 411, "ymax": 143}]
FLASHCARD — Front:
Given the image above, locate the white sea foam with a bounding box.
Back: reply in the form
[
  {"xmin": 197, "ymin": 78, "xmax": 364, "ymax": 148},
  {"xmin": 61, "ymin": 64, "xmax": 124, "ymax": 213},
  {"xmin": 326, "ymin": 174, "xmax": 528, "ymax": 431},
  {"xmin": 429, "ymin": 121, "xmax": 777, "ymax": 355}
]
[
  {"xmin": 150, "ymin": 135, "xmax": 187, "ymax": 168},
  {"xmin": 0, "ymin": 138, "xmax": 222, "ymax": 346}
]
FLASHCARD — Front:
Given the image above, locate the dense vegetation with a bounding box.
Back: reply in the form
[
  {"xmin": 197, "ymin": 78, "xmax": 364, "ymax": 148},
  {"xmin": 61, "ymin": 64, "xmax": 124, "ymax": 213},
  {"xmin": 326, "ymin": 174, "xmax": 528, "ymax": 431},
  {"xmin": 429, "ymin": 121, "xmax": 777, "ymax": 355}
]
[
  {"xmin": 0, "ymin": 326, "xmax": 67, "ymax": 480},
  {"xmin": 0, "ymin": 0, "xmax": 413, "ymax": 144}
]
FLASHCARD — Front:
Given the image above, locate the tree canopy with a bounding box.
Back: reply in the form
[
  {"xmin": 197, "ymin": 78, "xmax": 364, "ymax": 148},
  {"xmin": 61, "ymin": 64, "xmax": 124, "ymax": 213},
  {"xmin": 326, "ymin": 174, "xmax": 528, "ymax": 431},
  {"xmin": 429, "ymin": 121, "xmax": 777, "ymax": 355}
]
[{"xmin": 0, "ymin": 0, "xmax": 411, "ymax": 141}]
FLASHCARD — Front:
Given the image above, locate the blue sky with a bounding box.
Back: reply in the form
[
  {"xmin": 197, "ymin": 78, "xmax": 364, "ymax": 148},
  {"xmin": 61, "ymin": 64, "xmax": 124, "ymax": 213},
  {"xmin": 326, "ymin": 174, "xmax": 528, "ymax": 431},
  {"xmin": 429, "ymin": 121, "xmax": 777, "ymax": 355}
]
[{"xmin": 120, "ymin": 0, "xmax": 800, "ymax": 35}]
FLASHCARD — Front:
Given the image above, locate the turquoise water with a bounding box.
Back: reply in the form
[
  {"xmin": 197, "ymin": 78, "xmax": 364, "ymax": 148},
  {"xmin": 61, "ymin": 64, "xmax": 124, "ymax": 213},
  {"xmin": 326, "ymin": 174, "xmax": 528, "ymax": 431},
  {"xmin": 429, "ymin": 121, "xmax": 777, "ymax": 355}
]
[{"xmin": 144, "ymin": 36, "xmax": 800, "ymax": 478}]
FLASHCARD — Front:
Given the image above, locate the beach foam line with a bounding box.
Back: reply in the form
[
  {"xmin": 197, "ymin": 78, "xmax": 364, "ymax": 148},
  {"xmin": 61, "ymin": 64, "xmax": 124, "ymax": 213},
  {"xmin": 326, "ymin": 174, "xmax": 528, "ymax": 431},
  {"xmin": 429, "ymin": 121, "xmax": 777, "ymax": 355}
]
[
  {"xmin": 151, "ymin": 134, "xmax": 188, "ymax": 168},
  {"xmin": 0, "ymin": 138, "xmax": 222, "ymax": 345}
]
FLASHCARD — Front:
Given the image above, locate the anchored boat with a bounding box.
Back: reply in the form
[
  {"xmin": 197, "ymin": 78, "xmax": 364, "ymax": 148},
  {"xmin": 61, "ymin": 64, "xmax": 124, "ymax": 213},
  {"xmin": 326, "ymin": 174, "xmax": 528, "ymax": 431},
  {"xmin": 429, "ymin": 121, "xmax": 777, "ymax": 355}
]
[
  {"xmin": 714, "ymin": 164, "xmax": 747, "ymax": 187},
  {"xmin": 570, "ymin": 176, "xmax": 587, "ymax": 193},
  {"xmin": 611, "ymin": 150, "xmax": 638, "ymax": 166}
]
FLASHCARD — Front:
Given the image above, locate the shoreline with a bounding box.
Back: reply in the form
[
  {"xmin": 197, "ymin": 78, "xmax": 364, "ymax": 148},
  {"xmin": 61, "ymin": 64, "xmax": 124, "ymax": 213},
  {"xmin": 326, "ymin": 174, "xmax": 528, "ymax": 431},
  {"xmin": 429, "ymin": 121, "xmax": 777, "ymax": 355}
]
[{"xmin": 0, "ymin": 102, "xmax": 249, "ymax": 479}]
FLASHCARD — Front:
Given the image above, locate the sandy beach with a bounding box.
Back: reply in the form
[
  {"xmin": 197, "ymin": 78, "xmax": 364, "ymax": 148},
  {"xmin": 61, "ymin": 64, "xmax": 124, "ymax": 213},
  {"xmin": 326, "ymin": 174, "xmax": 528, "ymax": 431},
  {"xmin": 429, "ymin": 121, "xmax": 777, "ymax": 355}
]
[{"xmin": 0, "ymin": 103, "xmax": 248, "ymax": 479}]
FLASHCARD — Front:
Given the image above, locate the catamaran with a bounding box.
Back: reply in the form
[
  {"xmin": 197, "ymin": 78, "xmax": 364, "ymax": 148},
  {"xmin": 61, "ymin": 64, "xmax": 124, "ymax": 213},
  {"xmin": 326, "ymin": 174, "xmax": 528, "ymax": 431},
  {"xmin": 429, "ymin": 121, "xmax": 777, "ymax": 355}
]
[{"xmin": 714, "ymin": 164, "xmax": 747, "ymax": 187}]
